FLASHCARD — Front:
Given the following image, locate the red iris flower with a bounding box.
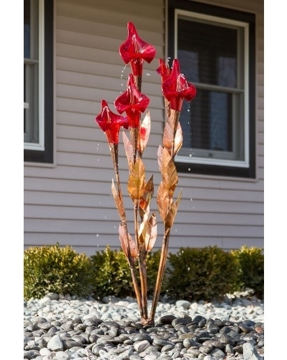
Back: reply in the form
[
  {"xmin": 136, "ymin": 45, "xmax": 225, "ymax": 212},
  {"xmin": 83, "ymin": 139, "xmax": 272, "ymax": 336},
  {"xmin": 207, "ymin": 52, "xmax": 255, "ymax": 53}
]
[
  {"xmin": 162, "ymin": 59, "xmax": 196, "ymax": 112},
  {"xmin": 95, "ymin": 100, "xmax": 129, "ymax": 144},
  {"xmin": 119, "ymin": 22, "xmax": 156, "ymax": 76},
  {"xmin": 115, "ymin": 74, "xmax": 150, "ymax": 128},
  {"xmin": 156, "ymin": 59, "xmax": 171, "ymax": 82}
]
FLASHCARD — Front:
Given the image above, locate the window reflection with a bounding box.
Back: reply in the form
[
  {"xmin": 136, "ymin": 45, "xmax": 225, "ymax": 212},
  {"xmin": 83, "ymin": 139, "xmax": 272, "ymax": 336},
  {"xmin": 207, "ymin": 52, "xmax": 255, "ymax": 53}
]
[{"xmin": 24, "ymin": 0, "xmax": 30, "ymax": 58}]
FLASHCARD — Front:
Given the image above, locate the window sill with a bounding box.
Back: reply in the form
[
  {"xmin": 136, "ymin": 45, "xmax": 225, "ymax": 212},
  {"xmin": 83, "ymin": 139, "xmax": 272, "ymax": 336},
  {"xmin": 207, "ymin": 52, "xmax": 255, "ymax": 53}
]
[{"xmin": 175, "ymin": 160, "xmax": 256, "ymax": 180}]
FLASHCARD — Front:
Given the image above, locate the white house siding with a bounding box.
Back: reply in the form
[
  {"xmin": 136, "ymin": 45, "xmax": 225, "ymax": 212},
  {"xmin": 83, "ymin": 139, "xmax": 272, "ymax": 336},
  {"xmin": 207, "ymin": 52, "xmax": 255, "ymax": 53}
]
[{"xmin": 24, "ymin": 0, "xmax": 264, "ymax": 256}]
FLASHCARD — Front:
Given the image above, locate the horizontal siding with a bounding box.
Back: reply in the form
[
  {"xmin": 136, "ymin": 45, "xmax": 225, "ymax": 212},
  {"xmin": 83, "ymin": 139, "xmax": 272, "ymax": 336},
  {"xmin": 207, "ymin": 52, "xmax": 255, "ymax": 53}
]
[
  {"xmin": 56, "ymin": 44, "xmax": 163, "ymax": 73},
  {"xmin": 57, "ymin": 3, "xmax": 163, "ymax": 31},
  {"xmin": 24, "ymin": 233, "xmax": 263, "ymax": 257},
  {"xmin": 24, "ymin": 0, "xmax": 264, "ymax": 255},
  {"xmin": 25, "ymin": 205, "xmax": 263, "ymax": 225},
  {"xmin": 24, "ymin": 189, "xmax": 263, "ymax": 215},
  {"xmin": 56, "ymin": 110, "xmax": 164, "ymax": 129},
  {"xmin": 24, "ymin": 169, "xmax": 263, "ymax": 198},
  {"xmin": 25, "ymin": 219, "xmax": 263, "ymax": 239},
  {"xmin": 25, "ymin": 176, "xmax": 263, "ymax": 203},
  {"xmin": 56, "ymin": 57, "xmax": 163, "ymax": 85},
  {"xmin": 25, "ymin": 162, "xmax": 264, "ymax": 191},
  {"xmin": 57, "ymin": 75, "xmax": 163, "ymax": 99}
]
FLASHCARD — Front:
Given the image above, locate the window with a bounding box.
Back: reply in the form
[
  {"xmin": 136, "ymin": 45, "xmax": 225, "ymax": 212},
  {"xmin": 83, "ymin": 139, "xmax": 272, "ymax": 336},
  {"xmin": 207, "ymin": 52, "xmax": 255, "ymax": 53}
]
[
  {"xmin": 167, "ymin": 0, "xmax": 256, "ymax": 178},
  {"xmin": 24, "ymin": 0, "xmax": 54, "ymax": 163}
]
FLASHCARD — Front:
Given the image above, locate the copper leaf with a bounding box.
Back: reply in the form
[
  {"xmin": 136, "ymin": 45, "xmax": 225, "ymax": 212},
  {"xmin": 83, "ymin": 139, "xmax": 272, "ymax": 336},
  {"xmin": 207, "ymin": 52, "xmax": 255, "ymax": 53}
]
[
  {"xmin": 127, "ymin": 158, "xmax": 145, "ymax": 200},
  {"xmin": 111, "ymin": 180, "xmax": 126, "ymax": 222}
]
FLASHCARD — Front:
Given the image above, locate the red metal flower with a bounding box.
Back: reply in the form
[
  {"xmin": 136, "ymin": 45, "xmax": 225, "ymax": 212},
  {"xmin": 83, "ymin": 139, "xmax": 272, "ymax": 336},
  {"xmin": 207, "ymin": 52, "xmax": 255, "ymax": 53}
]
[
  {"xmin": 119, "ymin": 22, "xmax": 156, "ymax": 76},
  {"xmin": 115, "ymin": 74, "xmax": 150, "ymax": 128},
  {"xmin": 156, "ymin": 59, "xmax": 171, "ymax": 83},
  {"xmin": 162, "ymin": 59, "xmax": 196, "ymax": 112},
  {"xmin": 95, "ymin": 100, "xmax": 129, "ymax": 144}
]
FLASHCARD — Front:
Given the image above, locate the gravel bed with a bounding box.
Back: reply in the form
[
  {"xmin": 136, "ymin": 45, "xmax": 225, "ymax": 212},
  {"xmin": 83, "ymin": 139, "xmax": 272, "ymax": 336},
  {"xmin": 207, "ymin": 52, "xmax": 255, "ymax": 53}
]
[{"xmin": 24, "ymin": 291, "xmax": 264, "ymax": 360}]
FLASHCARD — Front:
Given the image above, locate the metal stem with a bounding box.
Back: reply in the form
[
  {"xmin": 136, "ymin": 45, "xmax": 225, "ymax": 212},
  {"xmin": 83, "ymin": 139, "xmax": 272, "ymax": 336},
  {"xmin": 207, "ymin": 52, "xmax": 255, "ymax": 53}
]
[
  {"xmin": 109, "ymin": 143, "xmax": 143, "ymax": 317},
  {"xmin": 134, "ymin": 200, "xmax": 148, "ymax": 320},
  {"xmin": 149, "ymin": 227, "xmax": 170, "ymax": 323},
  {"xmin": 139, "ymin": 253, "xmax": 148, "ymax": 322},
  {"xmin": 168, "ymin": 109, "xmax": 180, "ymax": 158},
  {"xmin": 134, "ymin": 75, "xmax": 142, "ymax": 93}
]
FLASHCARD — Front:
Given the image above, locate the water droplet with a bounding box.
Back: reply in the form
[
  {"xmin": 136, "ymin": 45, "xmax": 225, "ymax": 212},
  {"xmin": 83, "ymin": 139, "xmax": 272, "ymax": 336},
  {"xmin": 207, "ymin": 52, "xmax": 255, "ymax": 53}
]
[
  {"xmin": 188, "ymin": 168, "xmax": 191, "ymax": 171},
  {"xmin": 120, "ymin": 64, "xmax": 127, "ymax": 79},
  {"xmin": 96, "ymin": 234, "xmax": 99, "ymax": 237},
  {"xmin": 189, "ymin": 154, "xmax": 192, "ymax": 157},
  {"xmin": 190, "ymin": 198, "xmax": 193, "ymax": 201}
]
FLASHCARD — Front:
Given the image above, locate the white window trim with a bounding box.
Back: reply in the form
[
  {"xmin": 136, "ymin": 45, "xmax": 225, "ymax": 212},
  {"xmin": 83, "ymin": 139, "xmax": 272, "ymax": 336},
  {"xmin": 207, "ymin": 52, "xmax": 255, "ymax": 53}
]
[
  {"xmin": 24, "ymin": 0, "xmax": 45, "ymax": 151},
  {"xmin": 174, "ymin": 9, "xmax": 250, "ymax": 168}
]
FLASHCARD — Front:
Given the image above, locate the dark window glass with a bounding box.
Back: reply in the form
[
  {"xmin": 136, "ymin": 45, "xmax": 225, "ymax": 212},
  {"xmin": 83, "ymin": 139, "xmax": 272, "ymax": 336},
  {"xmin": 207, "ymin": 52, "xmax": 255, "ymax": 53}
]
[
  {"xmin": 24, "ymin": 0, "xmax": 30, "ymax": 58},
  {"xmin": 178, "ymin": 19, "xmax": 238, "ymax": 88},
  {"xmin": 180, "ymin": 89, "xmax": 234, "ymax": 153}
]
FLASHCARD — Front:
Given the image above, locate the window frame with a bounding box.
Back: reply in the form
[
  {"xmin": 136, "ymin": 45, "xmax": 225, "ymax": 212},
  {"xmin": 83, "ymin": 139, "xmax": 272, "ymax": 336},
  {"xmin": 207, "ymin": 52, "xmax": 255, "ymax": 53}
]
[
  {"xmin": 24, "ymin": 0, "xmax": 44, "ymax": 149},
  {"xmin": 24, "ymin": 0, "xmax": 54, "ymax": 164},
  {"xmin": 167, "ymin": 0, "xmax": 256, "ymax": 178}
]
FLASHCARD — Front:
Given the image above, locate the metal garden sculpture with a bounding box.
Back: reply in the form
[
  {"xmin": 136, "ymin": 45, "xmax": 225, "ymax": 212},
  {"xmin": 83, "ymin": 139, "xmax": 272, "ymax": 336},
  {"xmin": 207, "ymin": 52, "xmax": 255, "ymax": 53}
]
[{"xmin": 95, "ymin": 22, "xmax": 196, "ymax": 325}]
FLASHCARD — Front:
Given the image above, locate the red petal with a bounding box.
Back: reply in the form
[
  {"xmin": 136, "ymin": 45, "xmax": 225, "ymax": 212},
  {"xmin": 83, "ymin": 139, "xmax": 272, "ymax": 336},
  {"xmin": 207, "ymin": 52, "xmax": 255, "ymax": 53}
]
[
  {"xmin": 119, "ymin": 22, "xmax": 156, "ymax": 76},
  {"xmin": 126, "ymin": 110, "xmax": 141, "ymax": 128},
  {"xmin": 95, "ymin": 100, "xmax": 128, "ymax": 143},
  {"xmin": 162, "ymin": 59, "xmax": 196, "ymax": 111},
  {"xmin": 156, "ymin": 58, "xmax": 171, "ymax": 81},
  {"xmin": 115, "ymin": 75, "xmax": 150, "ymax": 119}
]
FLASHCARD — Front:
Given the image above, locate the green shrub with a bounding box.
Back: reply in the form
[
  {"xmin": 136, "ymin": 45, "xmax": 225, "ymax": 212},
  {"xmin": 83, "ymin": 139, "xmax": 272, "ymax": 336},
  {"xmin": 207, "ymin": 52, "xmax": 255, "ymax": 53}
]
[
  {"xmin": 90, "ymin": 246, "xmax": 162, "ymax": 299},
  {"xmin": 24, "ymin": 243, "xmax": 264, "ymax": 302},
  {"xmin": 90, "ymin": 246, "xmax": 133, "ymax": 299},
  {"xmin": 165, "ymin": 246, "xmax": 240, "ymax": 301},
  {"xmin": 231, "ymin": 246, "xmax": 264, "ymax": 298},
  {"xmin": 24, "ymin": 243, "xmax": 92, "ymax": 300},
  {"xmin": 146, "ymin": 249, "xmax": 165, "ymax": 295}
]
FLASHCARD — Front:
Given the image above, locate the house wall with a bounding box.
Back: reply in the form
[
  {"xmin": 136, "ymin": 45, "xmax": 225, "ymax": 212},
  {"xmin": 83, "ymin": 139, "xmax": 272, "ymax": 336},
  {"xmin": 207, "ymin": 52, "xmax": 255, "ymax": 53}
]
[{"xmin": 24, "ymin": 0, "xmax": 264, "ymax": 256}]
